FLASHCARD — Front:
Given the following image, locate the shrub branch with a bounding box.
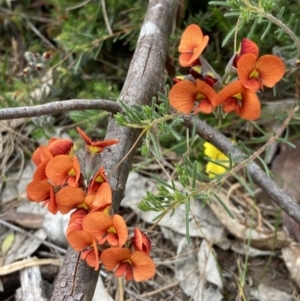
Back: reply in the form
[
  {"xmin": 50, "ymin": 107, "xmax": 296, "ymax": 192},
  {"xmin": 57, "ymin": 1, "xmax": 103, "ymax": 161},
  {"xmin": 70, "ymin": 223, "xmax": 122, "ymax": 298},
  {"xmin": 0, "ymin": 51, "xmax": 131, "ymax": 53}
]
[
  {"xmin": 183, "ymin": 114, "xmax": 300, "ymax": 225},
  {"xmin": 50, "ymin": 1, "xmax": 178, "ymax": 300},
  {"xmin": 0, "ymin": 99, "xmax": 121, "ymax": 120}
]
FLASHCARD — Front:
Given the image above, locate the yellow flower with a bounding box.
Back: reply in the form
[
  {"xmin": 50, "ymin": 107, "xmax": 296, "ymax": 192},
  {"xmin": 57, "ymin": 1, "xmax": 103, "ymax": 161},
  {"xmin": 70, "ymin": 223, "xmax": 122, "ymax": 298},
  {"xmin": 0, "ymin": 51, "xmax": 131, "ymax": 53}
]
[{"xmin": 203, "ymin": 142, "xmax": 229, "ymax": 178}]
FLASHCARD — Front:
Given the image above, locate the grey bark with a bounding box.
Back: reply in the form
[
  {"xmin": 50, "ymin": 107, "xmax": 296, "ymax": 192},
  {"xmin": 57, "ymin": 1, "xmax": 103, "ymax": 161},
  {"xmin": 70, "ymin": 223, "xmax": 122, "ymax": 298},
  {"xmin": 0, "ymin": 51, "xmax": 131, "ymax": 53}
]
[{"xmin": 0, "ymin": 99, "xmax": 121, "ymax": 120}]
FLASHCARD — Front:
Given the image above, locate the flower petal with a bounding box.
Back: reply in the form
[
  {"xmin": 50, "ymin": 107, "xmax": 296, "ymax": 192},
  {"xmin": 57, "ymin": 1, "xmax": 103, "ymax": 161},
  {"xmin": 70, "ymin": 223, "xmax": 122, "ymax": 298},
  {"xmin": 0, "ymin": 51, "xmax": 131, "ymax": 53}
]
[
  {"xmin": 47, "ymin": 139, "xmax": 74, "ymax": 157},
  {"xmin": 131, "ymin": 251, "xmax": 156, "ymax": 282},
  {"xmin": 93, "ymin": 139, "xmax": 120, "ymax": 148},
  {"xmin": 106, "ymin": 233, "xmax": 119, "ymax": 247},
  {"xmin": 197, "ymin": 99, "xmax": 214, "ymax": 114},
  {"xmin": 77, "ymin": 127, "xmax": 119, "ymax": 154},
  {"xmin": 32, "ymin": 146, "xmax": 53, "ymax": 166},
  {"xmin": 33, "ymin": 160, "xmax": 49, "ymax": 181},
  {"xmin": 237, "ymin": 53, "xmax": 261, "ymax": 92},
  {"xmin": 195, "ymin": 80, "xmax": 217, "ymax": 107},
  {"xmin": 206, "ymin": 161, "xmax": 227, "ymax": 178},
  {"xmin": 115, "ymin": 262, "xmax": 131, "ymax": 279},
  {"xmin": 239, "ymin": 38, "xmax": 259, "ymax": 59},
  {"xmin": 256, "ymin": 55, "xmax": 285, "ymax": 88},
  {"xmin": 46, "ymin": 185, "xmax": 58, "ymax": 214},
  {"xmin": 169, "ymin": 81, "xmax": 198, "ymax": 114},
  {"xmin": 82, "ymin": 211, "xmax": 113, "ymax": 243},
  {"xmin": 204, "ymin": 142, "xmax": 229, "ymax": 178},
  {"xmin": 46, "ymin": 155, "xmax": 74, "ymax": 186},
  {"xmin": 223, "ymin": 98, "xmax": 238, "ymax": 113},
  {"xmin": 203, "ymin": 142, "xmax": 221, "ymax": 160},
  {"xmin": 67, "ymin": 156, "xmax": 81, "ymax": 187},
  {"xmin": 81, "ymin": 249, "xmax": 98, "ymax": 269},
  {"xmin": 76, "ymin": 127, "xmax": 92, "ymax": 145},
  {"xmin": 101, "ymin": 247, "xmax": 131, "ymax": 271},
  {"xmin": 81, "ymin": 243, "xmax": 101, "ymax": 270},
  {"xmin": 92, "ymin": 182, "xmax": 112, "ymax": 209},
  {"xmin": 133, "ymin": 228, "xmax": 151, "ymax": 255},
  {"xmin": 27, "ymin": 179, "xmax": 50, "ymax": 202},
  {"xmin": 67, "ymin": 217, "xmax": 84, "ymax": 234},
  {"xmin": 179, "ymin": 25, "xmax": 204, "ymax": 53},
  {"xmin": 215, "ymin": 80, "xmax": 243, "ymax": 106},
  {"xmin": 178, "ymin": 24, "xmax": 209, "ymax": 67},
  {"xmin": 124, "ymin": 265, "xmax": 134, "ymax": 281},
  {"xmin": 112, "ymin": 214, "xmax": 128, "ymax": 247},
  {"xmin": 56, "ymin": 186, "xmax": 86, "ymax": 214},
  {"xmin": 67, "ymin": 229, "xmax": 93, "ymax": 251},
  {"xmin": 32, "ymin": 148, "xmax": 41, "ymax": 166},
  {"xmin": 88, "ymin": 167, "xmax": 108, "ymax": 194},
  {"xmin": 239, "ymin": 89, "xmax": 261, "ymax": 120},
  {"xmin": 70, "ymin": 208, "xmax": 88, "ymax": 223},
  {"xmin": 178, "ymin": 53, "xmax": 194, "ymax": 68},
  {"xmin": 39, "ymin": 146, "xmax": 53, "ymax": 163}
]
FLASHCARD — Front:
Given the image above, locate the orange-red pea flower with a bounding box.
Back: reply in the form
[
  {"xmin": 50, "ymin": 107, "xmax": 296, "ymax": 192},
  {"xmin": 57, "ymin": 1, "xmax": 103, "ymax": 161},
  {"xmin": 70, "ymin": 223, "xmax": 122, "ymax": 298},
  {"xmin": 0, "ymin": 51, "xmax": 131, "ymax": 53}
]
[
  {"xmin": 178, "ymin": 24, "xmax": 209, "ymax": 67},
  {"xmin": 76, "ymin": 127, "xmax": 119, "ymax": 155},
  {"xmin": 55, "ymin": 182, "xmax": 112, "ymax": 214},
  {"xmin": 88, "ymin": 182, "xmax": 113, "ymax": 211},
  {"xmin": 32, "ymin": 146, "xmax": 53, "ymax": 167},
  {"xmin": 86, "ymin": 167, "xmax": 112, "ymax": 210},
  {"xmin": 69, "ymin": 208, "xmax": 88, "ymax": 224},
  {"xmin": 88, "ymin": 167, "xmax": 108, "ymax": 194},
  {"xmin": 82, "ymin": 211, "xmax": 128, "ymax": 247},
  {"xmin": 55, "ymin": 186, "xmax": 86, "ymax": 214},
  {"xmin": 45, "ymin": 155, "xmax": 81, "ymax": 187},
  {"xmin": 81, "ymin": 248, "xmax": 101, "ymax": 270},
  {"xmin": 227, "ymin": 38, "xmax": 259, "ymax": 72},
  {"xmin": 101, "ymin": 247, "xmax": 156, "ymax": 282},
  {"xmin": 215, "ymin": 80, "xmax": 261, "ymax": 121},
  {"xmin": 237, "ymin": 53, "xmax": 285, "ymax": 92},
  {"xmin": 236, "ymin": 38, "xmax": 259, "ymax": 63},
  {"xmin": 169, "ymin": 79, "xmax": 216, "ymax": 114},
  {"xmin": 133, "ymin": 228, "xmax": 152, "ymax": 255},
  {"xmin": 32, "ymin": 158, "xmax": 51, "ymax": 181},
  {"xmin": 66, "ymin": 217, "xmax": 100, "ymax": 270},
  {"xmin": 26, "ymin": 179, "xmax": 58, "ymax": 214},
  {"xmin": 32, "ymin": 138, "xmax": 74, "ymax": 166}
]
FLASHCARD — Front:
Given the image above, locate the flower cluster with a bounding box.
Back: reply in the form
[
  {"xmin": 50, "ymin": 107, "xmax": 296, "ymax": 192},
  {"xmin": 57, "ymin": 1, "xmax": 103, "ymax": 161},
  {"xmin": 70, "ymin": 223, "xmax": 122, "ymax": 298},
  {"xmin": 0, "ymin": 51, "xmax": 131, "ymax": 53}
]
[
  {"xmin": 169, "ymin": 24, "xmax": 285, "ymax": 120},
  {"xmin": 23, "ymin": 51, "xmax": 51, "ymax": 74},
  {"xmin": 26, "ymin": 128, "xmax": 156, "ymax": 282}
]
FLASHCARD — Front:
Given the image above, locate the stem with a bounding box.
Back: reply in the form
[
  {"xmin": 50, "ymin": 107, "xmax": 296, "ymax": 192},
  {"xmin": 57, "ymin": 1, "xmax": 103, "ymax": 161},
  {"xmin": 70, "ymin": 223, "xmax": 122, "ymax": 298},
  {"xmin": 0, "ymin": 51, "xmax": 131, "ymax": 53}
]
[
  {"xmin": 0, "ymin": 99, "xmax": 122, "ymax": 120},
  {"xmin": 183, "ymin": 104, "xmax": 300, "ymax": 225},
  {"xmin": 244, "ymin": 1, "xmax": 300, "ymax": 55}
]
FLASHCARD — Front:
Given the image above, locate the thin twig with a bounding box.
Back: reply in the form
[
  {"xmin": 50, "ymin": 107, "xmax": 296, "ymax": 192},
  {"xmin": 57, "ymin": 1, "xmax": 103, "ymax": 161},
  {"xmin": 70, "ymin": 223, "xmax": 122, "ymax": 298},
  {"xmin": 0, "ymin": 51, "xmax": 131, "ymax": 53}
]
[
  {"xmin": 101, "ymin": 0, "xmax": 113, "ymax": 35},
  {"xmin": 183, "ymin": 114, "xmax": 300, "ymax": 225},
  {"xmin": 0, "ymin": 7, "xmax": 55, "ymax": 23},
  {"xmin": 0, "ymin": 99, "xmax": 122, "ymax": 120},
  {"xmin": 65, "ymin": 0, "xmax": 92, "ymax": 10},
  {"xmin": 26, "ymin": 18, "xmax": 58, "ymax": 50},
  {"xmin": 125, "ymin": 266, "xmax": 197, "ymax": 301},
  {"xmin": 0, "ymin": 219, "xmax": 66, "ymax": 254}
]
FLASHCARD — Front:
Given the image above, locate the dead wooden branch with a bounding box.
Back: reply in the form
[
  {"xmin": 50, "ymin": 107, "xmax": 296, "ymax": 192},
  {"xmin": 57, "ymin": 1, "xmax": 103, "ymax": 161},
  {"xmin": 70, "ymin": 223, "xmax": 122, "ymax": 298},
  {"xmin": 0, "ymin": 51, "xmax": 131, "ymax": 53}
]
[
  {"xmin": 50, "ymin": 1, "xmax": 178, "ymax": 300},
  {"xmin": 0, "ymin": 99, "xmax": 121, "ymax": 120}
]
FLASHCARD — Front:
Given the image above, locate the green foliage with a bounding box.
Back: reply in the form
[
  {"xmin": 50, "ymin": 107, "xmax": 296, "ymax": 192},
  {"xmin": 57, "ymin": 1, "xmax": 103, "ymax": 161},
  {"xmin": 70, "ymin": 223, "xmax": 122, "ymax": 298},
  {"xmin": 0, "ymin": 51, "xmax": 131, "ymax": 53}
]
[
  {"xmin": 115, "ymin": 87, "xmax": 185, "ymax": 159},
  {"xmin": 2, "ymin": 0, "xmax": 300, "ymax": 246},
  {"xmin": 209, "ymin": 0, "xmax": 300, "ymax": 57},
  {"xmin": 0, "ymin": 0, "xmax": 146, "ymax": 118}
]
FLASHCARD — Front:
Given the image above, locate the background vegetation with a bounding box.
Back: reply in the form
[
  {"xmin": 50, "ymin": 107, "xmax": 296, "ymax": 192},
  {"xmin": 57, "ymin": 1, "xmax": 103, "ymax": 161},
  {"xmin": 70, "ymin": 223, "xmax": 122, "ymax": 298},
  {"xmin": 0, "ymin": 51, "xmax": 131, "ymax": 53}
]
[
  {"xmin": 1, "ymin": 0, "xmax": 297, "ymax": 136},
  {"xmin": 1, "ymin": 0, "xmax": 300, "ymax": 299}
]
